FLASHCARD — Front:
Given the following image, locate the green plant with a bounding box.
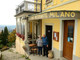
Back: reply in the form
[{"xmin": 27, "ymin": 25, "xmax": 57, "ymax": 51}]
[
  {"xmin": 8, "ymin": 49, "xmax": 13, "ymax": 52},
  {"xmin": 0, "ymin": 44, "xmax": 4, "ymax": 49},
  {"xmin": 3, "ymin": 27, "xmax": 9, "ymax": 45},
  {"xmin": 21, "ymin": 55, "xmax": 26, "ymax": 58},
  {"xmin": 27, "ymin": 58, "xmax": 31, "ymax": 60},
  {"xmin": 0, "ymin": 27, "xmax": 9, "ymax": 46},
  {"xmin": 16, "ymin": 52, "xmax": 18, "ymax": 54},
  {"xmin": 7, "ymin": 43, "xmax": 12, "ymax": 47},
  {"xmin": 8, "ymin": 30, "xmax": 16, "ymax": 43},
  {"xmin": 0, "ymin": 40, "xmax": 2, "ymax": 43}
]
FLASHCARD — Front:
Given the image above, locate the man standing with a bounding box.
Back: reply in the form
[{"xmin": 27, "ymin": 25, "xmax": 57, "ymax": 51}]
[{"xmin": 42, "ymin": 34, "xmax": 48, "ymax": 57}]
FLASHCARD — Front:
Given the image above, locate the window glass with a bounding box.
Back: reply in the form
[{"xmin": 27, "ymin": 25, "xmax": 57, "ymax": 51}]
[
  {"xmin": 17, "ymin": 18, "xmax": 20, "ymax": 33},
  {"xmin": 20, "ymin": 4, "xmax": 24, "ymax": 12},
  {"xmin": 23, "ymin": 23, "xmax": 25, "ymax": 35},
  {"xmin": 21, "ymin": 22, "xmax": 25, "ymax": 35},
  {"xmin": 28, "ymin": 3, "xmax": 34, "ymax": 11},
  {"xmin": 67, "ymin": 26, "xmax": 73, "ymax": 43},
  {"xmin": 21, "ymin": 22, "xmax": 23, "ymax": 34},
  {"xmin": 16, "ymin": 9, "xmax": 18, "ymax": 14}
]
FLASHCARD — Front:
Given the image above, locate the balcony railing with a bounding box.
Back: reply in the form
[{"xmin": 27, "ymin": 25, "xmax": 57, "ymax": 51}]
[{"xmin": 16, "ymin": 0, "xmax": 41, "ymax": 14}]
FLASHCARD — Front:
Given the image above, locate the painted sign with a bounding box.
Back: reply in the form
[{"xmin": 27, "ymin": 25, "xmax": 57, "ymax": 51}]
[
  {"xmin": 29, "ymin": 11, "xmax": 80, "ymax": 20},
  {"xmin": 48, "ymin": 12, "xmax": 75, "ymax": 18}
]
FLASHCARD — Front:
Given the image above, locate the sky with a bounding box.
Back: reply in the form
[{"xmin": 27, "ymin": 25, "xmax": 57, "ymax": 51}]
[{"xmin": 0, "ymin": 0, "xmax": 23, "ymax": 25}]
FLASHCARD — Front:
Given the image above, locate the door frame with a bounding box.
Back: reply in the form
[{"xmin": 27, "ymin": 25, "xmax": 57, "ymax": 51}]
[
  {"xmin": 59, "ymin": 19, "xmax": 78, "ymax": 60},
  {"xmin": 44, "ymin": 23, "xmax": 54, "ymax": 51}
]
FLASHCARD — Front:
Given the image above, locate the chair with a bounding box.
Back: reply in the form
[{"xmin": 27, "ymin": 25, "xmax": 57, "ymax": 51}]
[{"xmin": 31, "ymin": 46, "xmax": 38, "ymax": 55}]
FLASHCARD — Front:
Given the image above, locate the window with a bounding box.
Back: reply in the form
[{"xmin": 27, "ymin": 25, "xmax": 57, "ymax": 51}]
[
  {"xmin": 21, "ymin": 22, "xmax": 23, "ymax": 35},
  {"xmin": 28, "ymin": 3, "xmax": 34, "ymax": 11},
  {"xmin": 17, "ymin": 18, "xmax": 20, "ymax": 33},
  {"xmin": 21, "ymin": 22, "xmax": 25, "ymax": 35},
  {"xmin": 46, "ymin": 0, "xmax": 52, "ymax": 4},
  {"xmin": 16, "ymin": 8, "xmax": 19, "ymax": 14},
  {"xmin": 20, "ymin": 4, "xmax": 24, "ymax": 12},
  {"xmin": 23, "ymin": 23, "xmax": 25, "ymax": 35},
  {"xmin": 67, "ymin": 26, "xmax": 74, "ymax": 43}
]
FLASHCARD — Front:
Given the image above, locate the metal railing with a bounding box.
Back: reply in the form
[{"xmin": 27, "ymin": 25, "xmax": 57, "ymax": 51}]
[{"xmin": 16, "ymin": 0, "xmax": 41, "ymax": 14}]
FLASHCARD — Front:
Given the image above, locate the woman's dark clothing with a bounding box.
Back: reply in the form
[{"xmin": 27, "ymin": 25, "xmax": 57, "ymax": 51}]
[
  {"xmin": 43, "ymin": 45, "xmax": 48, "ymax": 57},
  {"xmin": 38, "ymin": 47, "xmax": 42, "ymax": 55},
  {"xmin": 42, "ymin": 37, "xmax": 48, "ymax": 57}
]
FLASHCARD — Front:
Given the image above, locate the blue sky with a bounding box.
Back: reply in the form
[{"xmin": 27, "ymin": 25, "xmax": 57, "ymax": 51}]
[{"xmin": 0, "ymin": 0, "xmax": 23, "ymax": 25}]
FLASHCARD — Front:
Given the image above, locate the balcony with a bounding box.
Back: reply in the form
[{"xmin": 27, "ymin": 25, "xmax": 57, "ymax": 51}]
[{"xmin": 16, "ymin": 0, "xmax": 42, "ymax": 14}]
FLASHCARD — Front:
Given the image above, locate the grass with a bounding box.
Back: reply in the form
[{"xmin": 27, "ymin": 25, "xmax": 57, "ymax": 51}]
[
  {"xmin": 26, "ymin": 59, "xmax": 31, "ymax": 60},
  {"xmin": 18, "ymin": 55, "xmax": 26, "ymax": 58},
  {"xmin": 21, "ymin": 55, "xmax": 26, "ymax": 58},
  {"xmin": 16, "ymin": 52, "xmax": 18, "ymax": 54},
  {"xmin": 8, "ymin": 49, "xmax": 13, "ymax": 52},
  {"xmin": 21, "ymin": 55, "xmax": 31, "ymax": 60}
]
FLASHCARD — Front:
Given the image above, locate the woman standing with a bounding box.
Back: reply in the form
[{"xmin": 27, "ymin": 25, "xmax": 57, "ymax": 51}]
[{"xmin": 36, "ymin": 35, "xmax": 43, "ymax": 56}]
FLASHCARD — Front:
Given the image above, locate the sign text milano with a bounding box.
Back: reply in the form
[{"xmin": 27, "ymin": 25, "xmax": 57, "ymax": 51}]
[{"xmin": 29, "ymin": 12, "xmax": 76, "ymax": 20}]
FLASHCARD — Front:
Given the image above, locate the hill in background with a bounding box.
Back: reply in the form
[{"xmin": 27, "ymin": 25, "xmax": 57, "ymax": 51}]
[{"xmin": 0, "ymin": 25, "xmax": 16, "ymax": 32}]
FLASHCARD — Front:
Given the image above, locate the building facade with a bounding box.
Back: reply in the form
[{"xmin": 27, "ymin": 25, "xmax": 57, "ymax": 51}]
[{"xmin": 15, "ymin": 0, "xmax": 80, "ymax": 60}]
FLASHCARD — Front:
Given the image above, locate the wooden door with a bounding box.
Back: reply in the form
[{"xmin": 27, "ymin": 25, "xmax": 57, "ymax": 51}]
[
  {"xmin": 46, "ymin": 25, "xmax": 52, "ymax": 50},
  {"xmin": 63, "ymin": 20, "xmax": 74, "ymax": 60}
]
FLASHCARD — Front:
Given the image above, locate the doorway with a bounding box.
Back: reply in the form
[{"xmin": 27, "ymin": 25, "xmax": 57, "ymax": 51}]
[
  {"xmin": 63, "ymin": 20, "xmax": 74, "ymax": 60},
  {"xmin": 46, "ymin": 25, "xmax": 52, "ymax": 50}
]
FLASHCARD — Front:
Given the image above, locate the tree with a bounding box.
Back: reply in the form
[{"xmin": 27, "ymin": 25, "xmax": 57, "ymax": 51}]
[
  {"xmin": 0, "ymin": 30, "xmax": 4, "ymax": 43},
  {"xmin": 8, "ymin": 29, "xmax": 16, "ymax": 47},
  {"xmin": 0, "ymin": 30, "xmax": 4, "ymax": 48},
  {"xmin": 4, "ymin": 27, "xmax": 9, "ymax": 38},
  {"xmin": 3, "ymin": 26, "xmax": 9, "ymax": 45}
]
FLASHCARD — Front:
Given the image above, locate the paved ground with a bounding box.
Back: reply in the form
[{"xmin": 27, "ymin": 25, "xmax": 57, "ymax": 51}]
[
  {"xmin": 29, "ymin": 55, "xmax": 53, "ymax": 60},
  {"xmin": 2, "ymin": 49, "xmax": 26, "ymax": 60},
  {"xmin": 1, "ymin": 48, "xmax": 67, "ymax": 60},
  {"xmin": 29, "ymin": 55, "xmax": 67, "ymax": 60}
]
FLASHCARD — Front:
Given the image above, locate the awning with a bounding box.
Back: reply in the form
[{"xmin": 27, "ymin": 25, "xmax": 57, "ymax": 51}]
[{"xmin": 28, "ymin": 10, "xmax": 80, "ymax": 21}]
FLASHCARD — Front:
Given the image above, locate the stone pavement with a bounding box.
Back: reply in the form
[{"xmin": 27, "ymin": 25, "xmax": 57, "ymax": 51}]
[
  {"xmin": 29, "ymin": 55, "xmax": 67, "ymax": 60},
  {"xmin": 2, "ymin": 49, "xmax": 26, "ymax": 60},
  {"xmin": 1, "ymin": 48, "xmax": 67, "ymax": 60}
]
